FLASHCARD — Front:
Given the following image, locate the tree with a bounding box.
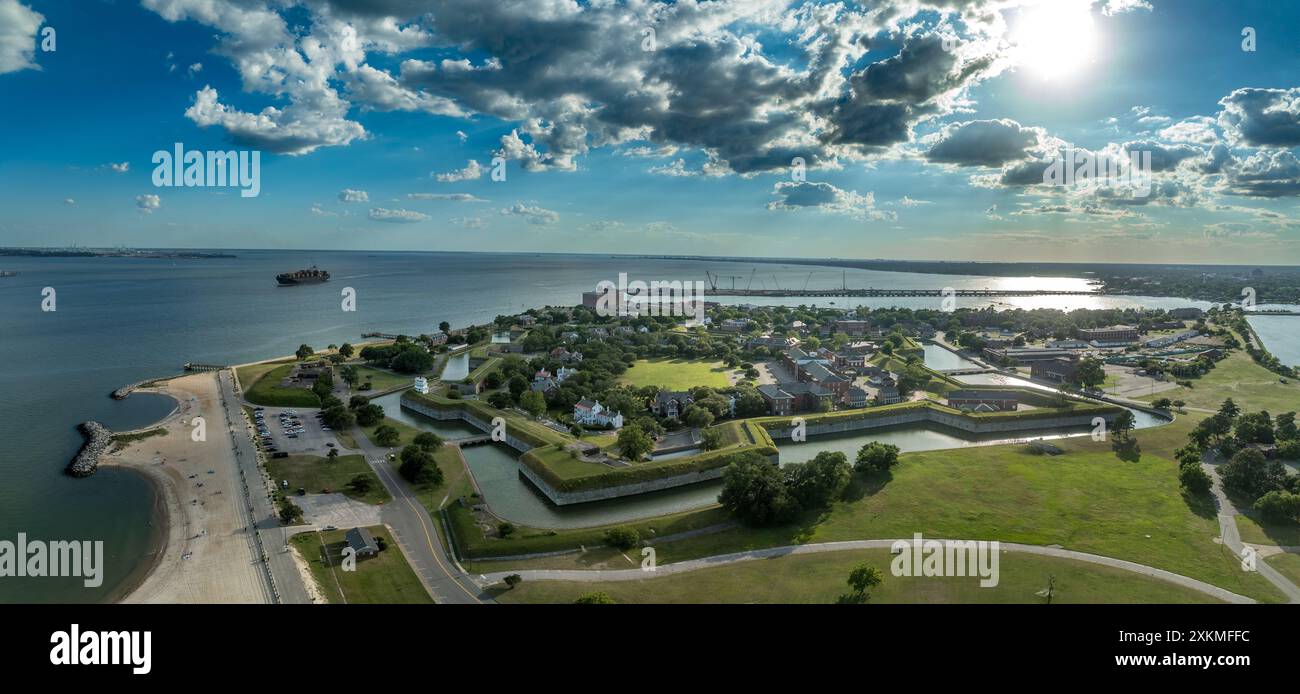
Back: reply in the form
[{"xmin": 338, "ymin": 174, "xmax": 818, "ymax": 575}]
[
  {"xmin": 398, "ymin": 446, "xmax": 443, "ymax": 486},
  {"xmin": 1112, "ymin": 410, "xmax": 1136, "ymax": 442},
  {"xmin": 1172, "ymin": 399, "xmax": 1186, "ymax": 411},
  {"xmin": 1152, "ymin": 397, "xmax": 1172, "ymax": 410},
  {"xmin": 1235, "ymin": 411, "xmax": 1276, "ymax": 444},
  {"xmin": 520, "ymin": 390, "xmax": 547, "ymax": 417},
  {"xmin": 374, "ymin": 424, "xmax": 400, "ymax": 447},
  {"xmin": 603, "ymin": 526, "xmax": 640, "ymax": 550},
  {"xmin": 784, "ymin": 451, "xmax": 851, "ymax": 508},
  {"xmin": 278, "ymin": 500, "xmax": 303, "ymax": 524},
  {"xmin": 413, "ymin": 432, "xmax": 443, "ymax": 451},
  {"xmin": 699, "ymin": 427, "xmax": 723, "ymax": 451},
  {"xmin": 1253, "ymin": 490, "xmax": 1300, "ymax": 525},
  {"xmin": 321, "ymin": 405, "xmax": 355, "ymax": 430},
  {"xmin": 349, "ymin": 395, "xmax": 370, "ymax": 409},
  {"xmin": 508, "ymin": 375, "xmax": 528, "ymax": 400},
  {"xmin": 1219, "ymin": 448, "xmax": 1285, "ymax": 500},
  {"xmin": 503, "ymin": 574, "xmax": 523, "ymax": 590},
  {"xmin": 574, "ymin": 591, "xmax": 616, "ymax": 604},
  {"xmin": 837, "ymin": 563, "xmax": 883, "ymax": 604},
  {"xmin": 339, "ymin": 343, "xmax": 354, "ymax": 358},
  {"xmin": 1218, "ymin": 398, "xmax": 1241, "ymax": 420},
  {"xmin": 1276, "ymin": 412, "xmax": 1298, "ymax": 441},
  {"xmin": 355, "ymin": 403, "xmax": 384, "ymax": 427},
  {"xmin": 854, "ymin": 441, "xmax": 901, "ymax": 474},
  {"xmin": 390, "ymin": 347, "xmax": 434, "ymax": 374},
  {"xmin": 682, "ymin": 404, "xmax": 715, "ymax": 428},
  {"xmin": 1179, "ymin": 465, "xmax": 1212, "ymax": 496},
  {"xmin": 484, "ymin": 371, "xmax": 503, "ymax": 389},
  {"xmin": 348, "ymin": 474, "xmax": 373, "ymax": 493},
  {"xmin": 497, "ymin": 522, "xmax": 515, "ymax": 538},
  {"xmin": 327, "ymin": 447, "xmax": 339, "ymax": 460},
  {"xmin": 295, "ymin": 344, "xmax": 314, "ymax": 360},
  {"xmin": 616, "ymin": 424, "xmax": 654, "ymax": 461},
  {"xmin": 439, "ymin": 321, "xmax": 451, "ymax": 334},
  {"xmin": 719, "ymin": 454, "xmax": 798, "ymax": 526},
  {"xmin": 1074, "ymin": 357, "xmax": 1105, "ymax": 389}
]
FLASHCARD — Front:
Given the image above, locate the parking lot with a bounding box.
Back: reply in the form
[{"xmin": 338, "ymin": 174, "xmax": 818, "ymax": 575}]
[{"xmin": 251, "ymin": 407, "xmax": 342, "ymax": 457}]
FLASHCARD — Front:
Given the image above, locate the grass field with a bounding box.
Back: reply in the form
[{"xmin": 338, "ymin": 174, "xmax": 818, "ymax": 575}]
[
  {"xmin": 1264, "ymin": 552, "xmax": 1300, "ymax": 588},
  {"xmin": 241, "ymin": 363, "xmax": 321, "ymax": 407},
  {"xmin": 290, "ymin": 527, "xmax": 432, "ymax": 604},
  {"xmin": 487, "ymin": 416, "xmax": 1284, "ymax": 602},
  {"xmin": 617, "ymin": 357, "xmax": 731, "ymax": 390},
  {"xmin": 266, "ymin": 454, "xmax": 390, "ymax": 504},
  {"xmin": 1235, "ymin": 512, "xmax": 1300, "ymax": 547},
  {"xmin": 1134, "ymin": 337, "xmax": 1300, "ymax": 413},
  {"xmin": 353, "ymin": 365, "xmax": 413, "ymax": 393},
  {"xmin": 494, "ymin": 548, "xmax": 1223, "ymax": 604}
]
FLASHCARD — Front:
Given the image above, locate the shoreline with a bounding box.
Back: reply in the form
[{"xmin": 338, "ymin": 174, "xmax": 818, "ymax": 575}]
[{"xmin": 103, "ymin": 372, "xmax": 271, "ymax": 604}]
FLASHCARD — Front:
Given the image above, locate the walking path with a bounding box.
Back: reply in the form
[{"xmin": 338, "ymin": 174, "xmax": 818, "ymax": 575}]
[
  {"xmin": 1203, "ymin": 460, "xmax": 1300, "ymax": 603},
  {"xmin": 477, "ymin": 538, "xmax": 1256, "ymax": 604},
  {"xmin": 347, "ymin": 423, "xmax": 487, "ymax": 604}
]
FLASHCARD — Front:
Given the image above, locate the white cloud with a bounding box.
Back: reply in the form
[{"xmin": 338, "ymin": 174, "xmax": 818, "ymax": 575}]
[
  {"xmin": 456, "ymin": 130, "xmax": 468, "ymax": 143},
  {"xmin": 109, "ymin": 162, "xmax": 130, "ymax": 173},
  {"xmin": 64, "ymin": 198, "xmax": 74, "ymax": 206},
  {"xmin": 0, "ymin": 0, "xmax": 43, "ymax": 75},
  {"xmin": 766, "ymin": 181, "xmax": 892, "ymax": 221},
  {"xmin": 450, "ymin": 216, "xmax": 485, "ymax": 228},
  {"xmin": 499, "ymin": 203, "xmax": 559, "ymax": 225},
  {"xmin": 135, "ymin": 194, "xmax": 161, "ymax": 214},
  {"xmin": 188, "ymin": 62, "xmax": 203, "ymax": 76},
  {"xmin": 338, "ymin": 188, "xmax": 369, "ymax": 203},
  {"xmin": 185, "ymin": 85, "xmax": 366, "ymax": 155},
  {"xmin": 368, "ymin": 207, "xmax": 429, "ymax": 223},
  {"xmin": 434, "ymin": 159, "xmax": 483, "ymax": 182},
  {"xmin": 407, "ymin": 193, "xmax": 486, "ymax": 202}
]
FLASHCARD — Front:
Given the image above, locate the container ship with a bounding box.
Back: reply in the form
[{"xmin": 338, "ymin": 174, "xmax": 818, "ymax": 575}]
[{"xmin": 276, "ymin": 266, "xmax": 330, "ymax": 285}]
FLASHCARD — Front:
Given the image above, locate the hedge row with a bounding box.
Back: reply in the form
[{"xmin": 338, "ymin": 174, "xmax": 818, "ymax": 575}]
[{"xmin": 519, "ymin": 443, "xmax": 778, "ymax": 494}]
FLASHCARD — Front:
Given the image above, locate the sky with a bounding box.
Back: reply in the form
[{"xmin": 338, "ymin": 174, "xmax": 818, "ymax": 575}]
[{"xmin": 0, "ymin": 0, "xmax": 1298, "ymax": 263}]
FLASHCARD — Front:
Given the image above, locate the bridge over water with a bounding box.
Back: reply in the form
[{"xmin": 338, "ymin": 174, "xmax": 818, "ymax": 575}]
[{"xmin": 704, "ymin": 288, "xmax": 1098, "ymax": 298}]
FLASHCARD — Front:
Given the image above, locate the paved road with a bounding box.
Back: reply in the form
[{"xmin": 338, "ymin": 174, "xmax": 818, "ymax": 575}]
[
  {"xmin": 348, "ymin": 424, "xmax": 487, "ymax": 604},
  {"xmin": 1203, "ymin": 460, "xmax": 1300, "ymax": 603},
  {"xmin": 217, "ymin": 369, "xmax": 312, "ymax": 604},
  {"xmin": 478, "ymin": 538, "xmax": 1257, "ymax": 604}
]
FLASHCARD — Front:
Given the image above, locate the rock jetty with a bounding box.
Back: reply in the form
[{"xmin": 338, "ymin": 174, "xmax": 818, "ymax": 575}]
[{"xmin": 67, "ymin": 421, "xmax": 113, "ymax": 477}]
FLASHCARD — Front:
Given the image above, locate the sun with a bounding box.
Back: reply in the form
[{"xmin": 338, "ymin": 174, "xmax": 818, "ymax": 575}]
[{"xmin": 1010, "ymin": 0, "xmax": 1099, "ymax": 81}]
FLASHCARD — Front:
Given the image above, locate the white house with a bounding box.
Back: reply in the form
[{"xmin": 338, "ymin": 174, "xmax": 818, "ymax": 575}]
[
  {"xmin": 413, "ymin": 377, "xmax": 430, "ymax": 394},
  {"xmin": 574, "ymin": 399, "xmax": 624, "ymax": 428},
  {"xmin": 555, "ymin": 366, "xmax": 577, "ymax": 382}
]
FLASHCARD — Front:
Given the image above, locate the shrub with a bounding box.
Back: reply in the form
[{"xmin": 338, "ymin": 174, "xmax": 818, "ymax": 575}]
[
  {"xmin": 1179, "ymin": 465, "xmax": 1212, "ymax": 496},
  {"xmin": 603, "ymin": 526, "xmax": 640, "ymax": 551},
  {"xmin": 1253, "ymin": 491, "xmax": 1300, "ymax": 525}
]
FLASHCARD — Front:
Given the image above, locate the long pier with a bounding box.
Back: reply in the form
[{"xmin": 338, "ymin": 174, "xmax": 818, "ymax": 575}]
[{"xmin": 704, "ymin": 288, "xmax": 1097, "ymax": 298}]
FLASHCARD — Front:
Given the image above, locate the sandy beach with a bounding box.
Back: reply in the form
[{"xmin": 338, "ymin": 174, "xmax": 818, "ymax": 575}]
[{"xmin": 103, "ymin": 372, "xmax": 272, "ymax": 603}]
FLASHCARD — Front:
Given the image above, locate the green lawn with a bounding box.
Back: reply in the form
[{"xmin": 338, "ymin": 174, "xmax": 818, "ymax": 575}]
[
  {"xmin": 1235, "ymin": 512, "xmax": 1300, "ymax": 547},
  {"xmin": 241, "ymin": 363, "xmax": 321, "ymax": 407},
  {"xmin": 566, "ymin": 416, "xmax": 1284, "ymax": 603},
  {"xmin": 494, "ymin": 548, "xmax": 1223, "ymax": 604},
  {"xmin": 1263, "ymin": 552, "xmax": 1300, "ymax": 588},
  {"xmin": 1134, "ymin": 336, "xmax": 1300, "ymax": 413},
  {"xmin": 617, "ymin": 357, "xmax": 732, "ymax": 390},
  {"xmin": 290, "ymin": 527, "xmax": 432, "ymax": 604},
  {"xmin": 352, "ymin": 365, "xmax": 414, "ymax": 393},
  {"xmin": 451, "ymin": 504, "xmax": 731, "ymax": 561},
  {"xmin": 266, "ymin": 454, "xmax": 390, "ymax": 504}
]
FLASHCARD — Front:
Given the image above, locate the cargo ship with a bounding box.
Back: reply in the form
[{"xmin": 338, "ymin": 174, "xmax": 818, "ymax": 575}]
[{"xmin": 276, "ymin": 266, "xmax": 330, "ymax": 285}]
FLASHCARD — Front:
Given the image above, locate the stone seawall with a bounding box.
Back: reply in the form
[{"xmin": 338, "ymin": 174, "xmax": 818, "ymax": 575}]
[{"xmin": 66, "ymin": 421, "xmax": 113, "ymax": 477}]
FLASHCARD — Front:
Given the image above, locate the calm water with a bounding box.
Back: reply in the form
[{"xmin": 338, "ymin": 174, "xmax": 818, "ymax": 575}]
[
  {"xmin": 922, "ymin": 343, "xmax": 983, "ymax": 371},
  {"xmin": 0, "ymin": 250, "xmax": 1284, "ymax": 600},
  {"xmin": 1246, "ymin": 309, "xmax": 1300, "ymax": 369}
]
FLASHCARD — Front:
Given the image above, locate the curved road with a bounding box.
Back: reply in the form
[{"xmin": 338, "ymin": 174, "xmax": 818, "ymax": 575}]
[{"xmin": 478, "ymin": 538, "xmax": 1257, "ymax": 604}]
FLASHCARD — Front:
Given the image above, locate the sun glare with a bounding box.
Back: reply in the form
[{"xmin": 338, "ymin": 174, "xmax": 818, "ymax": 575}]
[{"xmin": 1011, "ymin": 0, "xmax": 1099, "ymax": 81}]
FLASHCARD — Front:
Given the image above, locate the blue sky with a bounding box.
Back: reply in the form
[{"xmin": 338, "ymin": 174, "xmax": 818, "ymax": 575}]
[{"xmin": 1, "ymin": 0, "xmax": 1297, "ymax": 263}]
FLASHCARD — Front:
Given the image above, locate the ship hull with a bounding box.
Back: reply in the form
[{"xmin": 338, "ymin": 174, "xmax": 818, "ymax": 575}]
[{"xmin": 277, "ymin": 276, "xmax": 329, "ymax": 285}]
